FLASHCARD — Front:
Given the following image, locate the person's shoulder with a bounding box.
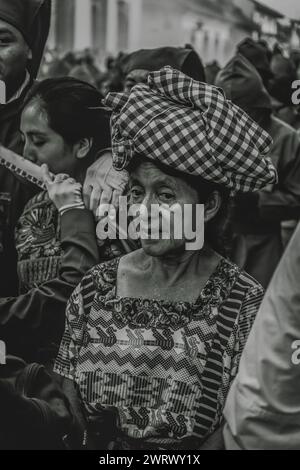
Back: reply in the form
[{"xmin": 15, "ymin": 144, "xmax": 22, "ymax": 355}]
[
  {"xmin": 235, "ymin": 268, "xmax": 265, "ymax": 304},
  {"xmin": 70, "ymin": 257, "xmax": 121, "ymax": 310},
  {"xmin": 220, "ymin": 256, "xmax": 264, "ymax": 295},
  {"xmin": 239, "ymin": 269, "xmax": 264, "ymax": 292},
  {"xmin": 84, "ymin": 256, "xmax": 121, "ymax": 290},
  {"xmin": 217, "ymin": 259, "xmax": 264, "ymax": 329},
  {"xmin": 119, "ymin": 248, "xmax": 145, "ymax": 264}
]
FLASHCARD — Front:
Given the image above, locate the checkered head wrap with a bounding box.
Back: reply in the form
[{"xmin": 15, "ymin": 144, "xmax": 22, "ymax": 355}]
[{"xmin": 103, "ymin": 67, "xmax": 277, "ymax": 192}]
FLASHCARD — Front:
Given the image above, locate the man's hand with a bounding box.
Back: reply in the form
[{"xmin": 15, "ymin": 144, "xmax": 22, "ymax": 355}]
[{"xmin": 83, "ymin": 151, "xmax": 129, "ymax": 220}]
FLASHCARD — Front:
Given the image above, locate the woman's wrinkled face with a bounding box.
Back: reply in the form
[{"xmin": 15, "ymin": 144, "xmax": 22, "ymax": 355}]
[
  {"xmin": 129, "ymin": 161, "xmax": 201, "ymax": 257},
  {"xmin": 20, "ymin": 100, "xmax": 77, "ymax": 176}
]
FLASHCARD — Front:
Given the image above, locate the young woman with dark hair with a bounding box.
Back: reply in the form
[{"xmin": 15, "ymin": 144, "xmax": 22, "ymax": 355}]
[{"xmin": 0, "ymin": 77, "xmax": 112, "ymax": 364}]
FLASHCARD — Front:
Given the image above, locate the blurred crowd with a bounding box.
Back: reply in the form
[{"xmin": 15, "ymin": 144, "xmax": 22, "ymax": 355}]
[{"xmin": 40, "ymin": 40, "xmax": 300, "ymax": 130}]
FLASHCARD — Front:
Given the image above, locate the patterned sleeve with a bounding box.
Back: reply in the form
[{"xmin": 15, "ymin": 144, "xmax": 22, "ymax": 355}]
[
  {"xmin": 212, "ymin": 281, "xmax": 264, "ymax": 432},
  {"xmin": 237, "ymin": 283, "xmax": 265, "ymax": 352},
  {"xmin": 230, "ymin": 283, "xmax": 265, "ymax": 379},
  {"xmin": 54, "ymin": 272, "xmax": 94, "ymax": 380}
]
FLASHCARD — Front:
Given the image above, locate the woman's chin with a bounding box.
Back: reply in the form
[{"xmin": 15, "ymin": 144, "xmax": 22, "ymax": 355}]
[
  {"xmin": 141, "ymin": 239, "xmax": 166, "ymax": 256},
  {"xmin": 140, "ymin": 238, "xmax": 181, "ymax": 257}
]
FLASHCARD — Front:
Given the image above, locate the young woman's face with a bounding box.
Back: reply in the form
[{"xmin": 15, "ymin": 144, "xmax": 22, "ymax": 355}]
[
  {"xmin": 129, "ymin": 161, "xmax": 202, "ymax": 257},
  {"xmin": 20, "ymin": 100, "xmax": 78, "ymax": 176}
]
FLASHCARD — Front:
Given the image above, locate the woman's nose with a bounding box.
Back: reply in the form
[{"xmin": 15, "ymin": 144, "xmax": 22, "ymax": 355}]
[
  {"xmin": 23, "ymin": 143, "xmax": 37, "ymax": 164},
  {"xmin": 142, "ymin": 193, "xmax": 156, "ymax": 211},
  {"xmin": 140, "ymin": 194, "xmax": 157, "ymax": 226}
]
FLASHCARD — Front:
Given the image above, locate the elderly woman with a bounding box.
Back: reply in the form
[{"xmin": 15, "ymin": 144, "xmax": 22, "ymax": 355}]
[{"xmin": 54, "ymin": 68, "xmax": 277, "ymax": 450}]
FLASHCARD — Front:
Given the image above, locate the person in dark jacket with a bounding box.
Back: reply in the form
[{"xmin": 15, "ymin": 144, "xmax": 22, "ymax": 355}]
[
  {"xmin": 267, "ymin": 62, "xmax": 300, "ymax": 248},
  {"xmin": 0, "ymin": 355, "xmax": 82, "ymax": 449},
  {"xmin": 216, "ymin": 54, "xmax": 300, "ymax": 288},
  {"xmin": 0, "ymin": 0, "xmax": 51, "ymax": 297},
  {"xmin": 0, "ymin": 78, "xmax": 113, "ymax": 364}
]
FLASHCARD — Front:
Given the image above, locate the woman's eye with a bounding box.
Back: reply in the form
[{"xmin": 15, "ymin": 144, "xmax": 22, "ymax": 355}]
[
  {"xmin": 33, "ymin": 140, "xmax": 45, "ymax": 147},
  {"xmin": 130, "ymin": 188, "xmax": 144, "ymax": 199},
  {"xmin": 0, "ymin": 37, "xmax": 12, "ymax": 45},
  {"xmin": 158, "ymin": 192, "xmax": 175, "ymax": 203}
]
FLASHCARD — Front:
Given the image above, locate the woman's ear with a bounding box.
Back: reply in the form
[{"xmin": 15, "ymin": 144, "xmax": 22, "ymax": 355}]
[
  {"xmin": 75, "ymin": 138, "xmax": 93, "ymax": 159},
  {"xmin": 204, "ymin": 191, "xmax": 222, "ymax": 223}
]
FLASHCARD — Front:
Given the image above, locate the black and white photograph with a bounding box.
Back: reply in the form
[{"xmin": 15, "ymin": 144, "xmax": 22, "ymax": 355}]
[{"xmin": 1, "ymin": 0, "xmax": 300, "ymax": 454}]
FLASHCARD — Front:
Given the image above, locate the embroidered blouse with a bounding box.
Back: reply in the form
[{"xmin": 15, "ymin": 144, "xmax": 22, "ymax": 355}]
[{"xmin": 54, "ymin": 256, "xmax": 264, "ymax": 449}]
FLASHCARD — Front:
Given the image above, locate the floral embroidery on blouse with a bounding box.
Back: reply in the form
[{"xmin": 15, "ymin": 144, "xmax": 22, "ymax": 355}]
[{"xmin": 90, "ymin": 257, "xmax": 241, "ymax": 329}]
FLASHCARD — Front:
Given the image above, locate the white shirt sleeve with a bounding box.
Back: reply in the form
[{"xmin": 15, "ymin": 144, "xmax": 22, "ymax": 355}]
[{"xmin": 223, "ymin": 222, "xmax": 300, "ymax": 450}]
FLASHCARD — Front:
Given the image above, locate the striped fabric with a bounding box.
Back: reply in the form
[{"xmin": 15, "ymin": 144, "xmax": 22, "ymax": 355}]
[{"xmin": 54, "ymin": 256, "xmax": 263, "ymax": 448}]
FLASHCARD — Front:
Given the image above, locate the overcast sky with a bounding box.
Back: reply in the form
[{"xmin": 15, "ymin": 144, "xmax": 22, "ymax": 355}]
[{"xmin": 259, "ymin": 0, "xmax": 300, "ymax": 19}]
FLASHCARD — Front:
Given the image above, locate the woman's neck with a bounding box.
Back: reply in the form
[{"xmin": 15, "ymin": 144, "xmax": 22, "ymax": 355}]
[
  {"xmin": 74, "ymin": 167, "xmax": 86, "ymax": 184},
  {"xmin": 117, "ymin": 244, "xmax": 222, "ymax": 302},
  {"xmin": 153, "ymin": 243, "xmax": 213, "ymax": 265},
  {"xmin": 145, "ymin": 244, "xmax": 215, "ymax": 287},
  {"xmin": 155, "ymin": 248, "xmax": 197, "ymax": 266}
]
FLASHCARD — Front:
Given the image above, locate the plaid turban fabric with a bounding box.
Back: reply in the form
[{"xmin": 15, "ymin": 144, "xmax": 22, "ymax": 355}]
[{"xmin": 103, "ymin": 67, "xmax": 277, "ymax": 193}]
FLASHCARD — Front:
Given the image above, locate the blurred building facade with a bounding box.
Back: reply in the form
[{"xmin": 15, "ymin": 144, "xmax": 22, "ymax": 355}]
[
  {"xmin": 252, "ymin": 0, "xmax": 300, "ymax": 50},
  {"xmin": 48, "ymin": 0, "xmax": 299, "ymax": 64},
  {"xmin": 252, "ymin": 0, "xmax": 283, "ymax": 43},
  {"xmin": 290, "ymin": 20, "xmax": 300, "ymax": 49}
]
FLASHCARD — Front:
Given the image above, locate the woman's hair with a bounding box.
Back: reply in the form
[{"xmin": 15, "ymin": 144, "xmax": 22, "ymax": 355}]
[
  {"xmin": 128, "ymin": 155, "xmax": 234, "ymax": 257},
  {"xmin": 23, "ymin": 77, "xmax": 111, "ymax": 166}
]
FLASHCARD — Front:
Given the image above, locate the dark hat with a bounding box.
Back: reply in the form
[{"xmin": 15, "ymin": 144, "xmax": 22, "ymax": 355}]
[
  {"xmin": 215, "ymin": 53, "xmax": 272, "ymax": 110},
  {"xmin": 121, "ymin": 46, "xmax": 206, "ymax": 82},
  {"xmin": 237, "ymin": 37, "xmax": 273, "ymax": 82}
]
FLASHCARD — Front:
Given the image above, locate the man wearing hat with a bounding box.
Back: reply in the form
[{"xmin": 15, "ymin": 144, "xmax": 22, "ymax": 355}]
[{"xmin": 0, "ymin": 0, "xmax": 51, "ymax": 297}]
